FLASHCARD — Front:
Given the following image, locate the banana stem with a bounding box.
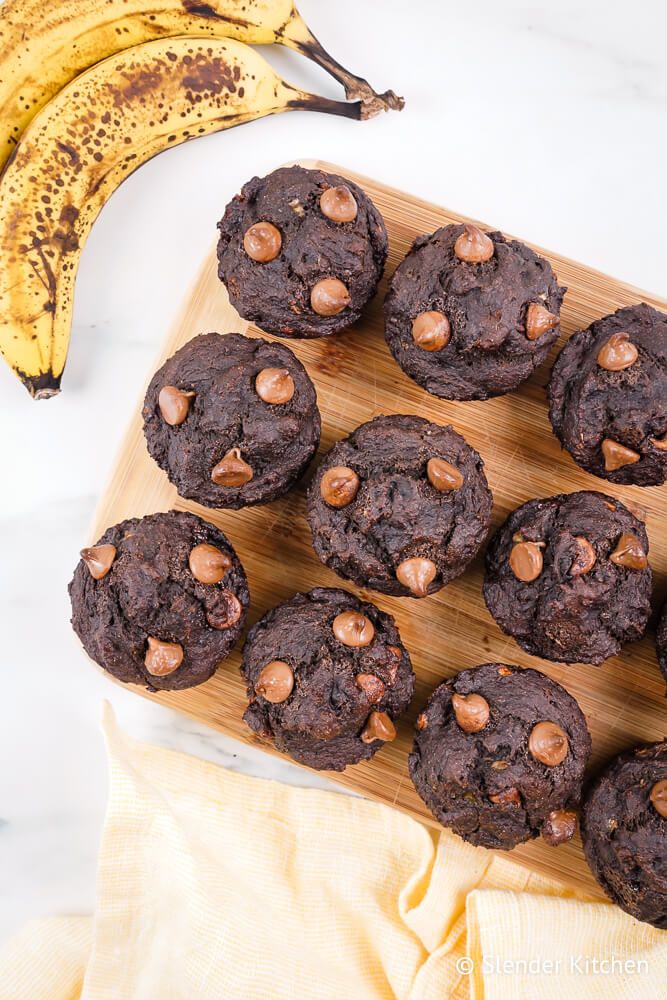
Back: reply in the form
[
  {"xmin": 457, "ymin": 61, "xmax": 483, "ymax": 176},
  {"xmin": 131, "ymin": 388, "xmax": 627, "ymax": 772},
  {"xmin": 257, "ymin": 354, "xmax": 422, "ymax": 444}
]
[
  {"xmin": 279, "ymin": 14, "xmax": 404, "ymax": 117},
  {"xmin": 288, "ymin": 92, "xmax": 366, "ymax": 120}
]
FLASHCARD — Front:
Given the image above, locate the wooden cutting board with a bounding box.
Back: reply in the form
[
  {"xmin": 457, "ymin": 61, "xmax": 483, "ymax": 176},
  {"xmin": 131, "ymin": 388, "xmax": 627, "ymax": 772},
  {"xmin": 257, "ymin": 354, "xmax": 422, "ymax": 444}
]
[{"xmin": 92, "ymin": 160, "xmax": 667, "ymax": 897}]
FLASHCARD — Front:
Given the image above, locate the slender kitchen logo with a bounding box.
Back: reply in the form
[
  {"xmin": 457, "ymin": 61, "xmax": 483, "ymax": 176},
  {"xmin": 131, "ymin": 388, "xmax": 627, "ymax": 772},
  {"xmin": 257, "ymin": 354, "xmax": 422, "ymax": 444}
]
[{"xmin": 456, "ymin": 955, "xmax": 650, "ymax": 977}]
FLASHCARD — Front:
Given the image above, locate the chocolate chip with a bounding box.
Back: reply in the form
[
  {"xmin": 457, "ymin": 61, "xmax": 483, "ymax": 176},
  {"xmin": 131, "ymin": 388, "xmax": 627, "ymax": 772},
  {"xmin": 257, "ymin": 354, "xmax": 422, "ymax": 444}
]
[
  {"xmin": 651, "ymin": 433, "xmax": 667, "ymax": 451},
  {"xmin": 427, "ymin": 457, "xmax": 464, "ymax": 491},
  {"xmin": 649, "ymin": 779, "xmax": 667, "ymax": 818},
  {"xmin": 509, "ymin": 541, "xmax": 543, "ymax": 582},
  {"xmin": 310, "ymin": 278, "xmax": 351, "ymax": 316},
  {"xmin": 453, "ymin": 224, "xmax": 494, "ymax": 263},
  {"xmin": 489, "ymin": 787, "xmax": 521, "ymax": 806},
  {"xmin": 243, "ymin": 221, "xmax": 281, "ymax": 262},
  {"xmin": 211, "ymin": 447, "xmax": 253, "ymax": 487},
  {"xmin": 332, "ymin": 610, "xmax": 375, "ymax": 647},
  {"xmin": 158, "ymin": 385, "xmax": 195, "ymax": 426},
  {"xmin": 570, "ymin": 536, "xmax": 596, "ymax": 577},
  {"xmin": 609, "ymin": 532, "xmax": 648, "ymax": 570},
  {"xmin": 525, "ymin": 302, "xmax": 559, "ymax": 341},
  {"xmin": 205, "ymin": 589, "xmax": 242, "ymax": 630},
  {"xmin": 255, "ymin": 660, "xmax": 294, "ymax": 703},
  {"xmin": 355, "ymin": 673, "xmax": 385, "ymax": 703},
  {"xmin": 255, "ymin": 367, "xmax": 294, "ymax": 405},
  {"xmin": 320, "ymin": 185, "xmax": 358, "ymax": 223},
  {"xmin": 596, "ymin": 332, "xmax": 638, "ymax": 371},
  {"xmin": 360, "ymin": 710, "xmax": 396, "ymax": 744},
  {"xmin": 320, "ymin": 466, "xmax": 360, "ymax": 508},
  {"xmin": 411, "ymin": 311, "xmax": 451, "ymax": 351},
  {"xmin": 601, "ymin": 438, "xmax": 640, "ymax": 471},
  {"xmin": 451, "ymin": 692, "xmax": 490, "ymax": 733},
  {"xmin": 396, "ymin": 557, "xmax": 437, "ymax": 597},
  {"xmin": 529, "ymin": 721, "xmax": 569, "ymax": 766},
  {"xmin": 188, "ymin": 543, "xmax": 232, "ymax": 584},
  {"xmin": 541, "ymin": 809, "xmax": 577, "ymax": 846},
  {"xmin": 145, "ymin": 637, "xmax": 183, "ymax": 677},
  {"xmin": 80, "ymin": 544, "xmax": 116, "ymax": 580}
]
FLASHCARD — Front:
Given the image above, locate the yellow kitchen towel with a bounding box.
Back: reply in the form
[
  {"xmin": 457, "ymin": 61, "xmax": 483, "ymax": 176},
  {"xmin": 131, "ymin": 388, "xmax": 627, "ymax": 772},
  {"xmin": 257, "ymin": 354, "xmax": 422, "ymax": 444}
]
[{"xmin": 1, "ymin": 704, "xmax": 666, "ymax": 1000}]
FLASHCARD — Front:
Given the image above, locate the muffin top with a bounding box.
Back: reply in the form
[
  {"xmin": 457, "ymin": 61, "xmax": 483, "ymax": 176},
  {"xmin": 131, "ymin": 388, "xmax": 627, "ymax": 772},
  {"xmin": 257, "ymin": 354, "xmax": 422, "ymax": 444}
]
[
  {"xmin": 307, "ymin": 414, "xmax": 492, "ymax": 597},
  {"xmin": 217, "ymin": 165, "xmax": 388, "ymax": 338},
  {"xmin": 549, "ymin": 303, "xmax": 667, "ymax": 486},
  {"xmin": 384, "ymin": 223, "xmax": 565, "ymax": 400},
  {"xmin": 581, "ymin": 742, "xmax": 667, "ymax": 929},
  {"xmin": 69, "ymin": 511, "xmax": 249, "ymax": 691},
  {"xmin": 142, "ymin": 332, "xmax": 321, "ymax": 509},
  {"xmin": 242, "ymin": 587, "xmax": 414, "ymax": 771},
  {"xmin": 409, "ymin": 663, "xmax": 592, "ymax": 850},
  {"xmin": 483, "ymin": 491, "xmax": 652, "ymax": 665}
]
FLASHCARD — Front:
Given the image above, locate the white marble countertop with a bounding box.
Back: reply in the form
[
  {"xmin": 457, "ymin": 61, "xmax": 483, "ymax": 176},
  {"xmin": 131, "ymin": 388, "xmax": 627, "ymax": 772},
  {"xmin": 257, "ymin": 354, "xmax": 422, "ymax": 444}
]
[{"xmin": 2, "ymin": 0, "xmax": 666, "ymax": 943}]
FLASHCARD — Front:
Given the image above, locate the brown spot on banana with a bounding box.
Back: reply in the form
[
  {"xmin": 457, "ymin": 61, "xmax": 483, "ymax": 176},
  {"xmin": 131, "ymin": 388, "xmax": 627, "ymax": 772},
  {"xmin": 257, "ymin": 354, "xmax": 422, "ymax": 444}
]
[
  {"xmin": 182, "ymin": 56, "xmax": 240, "ymax": 95},
  {"xmin": 55, "ymin": 142, "xmax": 80, "ymax": 167},
  {"xmin": 181, "ymin": 0, "xmax": 250, "ymax": 26},
  {"xmin": 0, "ymin": 37, "xmax": 363, "ymax": 398}
]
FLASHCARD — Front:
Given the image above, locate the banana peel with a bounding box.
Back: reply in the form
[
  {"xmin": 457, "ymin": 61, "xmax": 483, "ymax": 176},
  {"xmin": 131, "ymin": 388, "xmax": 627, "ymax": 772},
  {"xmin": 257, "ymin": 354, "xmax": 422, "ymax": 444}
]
[
  {"xmin": 0, "ymin": 37, "xmax": 367, "ymax": 397},
  {"xmin": 0, "ymin": 0, "xmax": 403, "ymax": 168}
]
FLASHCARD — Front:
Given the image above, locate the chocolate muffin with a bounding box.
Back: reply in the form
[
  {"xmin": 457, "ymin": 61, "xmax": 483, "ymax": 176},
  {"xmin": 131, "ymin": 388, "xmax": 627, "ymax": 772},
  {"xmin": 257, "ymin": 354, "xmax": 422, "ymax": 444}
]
[
  {"xmin": 581, "ymin": 742, "xmax": 667, "ymax": 928},
  {"xmin": 142, "ymin": 333, "xmax": 320, "ymax": 509},
  {"xmin": 306, "ymin": 415, "xmax": 492, "ymax": 598},
  {"xmin": 241, "ymin": 587, "xmax": 414, "ymax": 770},
  {"xmin": 657, "ymin": 602, "xmax": 667, "ymax": 688},
  {"xmin": 483, "ymin": 491, "xmax": 652, "ymax": 665},
  {"xmin": 409, "ymin": 663, "xmax": 592, "ymax": 850},
  {"xmin": 549, "ymin": 303, "xmax": 667, "ymax": 486},
  {"xmin": 384, "ymin": 223, "xmax": 565, "ymax": 400},
  {"xmin": 217, "ymin": 165, "xmax": 388, "ymax": 338},
  {"xmin": 69, "ymin": 511, "xmax": 249, "ymax": 691}
]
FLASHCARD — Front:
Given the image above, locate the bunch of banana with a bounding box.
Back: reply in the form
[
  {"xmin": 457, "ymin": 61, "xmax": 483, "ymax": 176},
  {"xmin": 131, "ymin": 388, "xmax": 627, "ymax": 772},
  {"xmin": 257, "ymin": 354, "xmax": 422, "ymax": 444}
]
[
  {"xmin": 0, "ymin": 37, "xmax": 371, "ymax": 397},
  {"xmin": 0, "ymin": 0, "xmax": 402, "ymax": 170}
]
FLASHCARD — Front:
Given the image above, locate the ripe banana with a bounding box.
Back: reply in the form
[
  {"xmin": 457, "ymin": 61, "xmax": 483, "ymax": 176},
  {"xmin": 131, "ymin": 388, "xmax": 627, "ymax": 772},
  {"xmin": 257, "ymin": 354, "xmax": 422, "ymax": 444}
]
[
  {"xmin": 0, "ymin": 0, "xmax": 402, "ymax": 168},
  {"xmin": 0, "ymin": 36, "xmax": 364, "ymax": 398}
]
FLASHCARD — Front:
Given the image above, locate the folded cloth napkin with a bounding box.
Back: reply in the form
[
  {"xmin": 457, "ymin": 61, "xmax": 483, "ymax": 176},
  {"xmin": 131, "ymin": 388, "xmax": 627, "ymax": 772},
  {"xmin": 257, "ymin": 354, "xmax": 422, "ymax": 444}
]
[{"xmin": 2, "ymin": 705, "xmax": 665, "ymax": 1000}]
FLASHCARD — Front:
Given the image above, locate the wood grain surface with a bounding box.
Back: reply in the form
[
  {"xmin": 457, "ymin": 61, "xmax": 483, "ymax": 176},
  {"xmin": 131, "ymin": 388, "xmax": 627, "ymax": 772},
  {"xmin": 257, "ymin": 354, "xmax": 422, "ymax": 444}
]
[{"xmin": 92, "ymin": 160, "xmax": 667, "ymax": 896}]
